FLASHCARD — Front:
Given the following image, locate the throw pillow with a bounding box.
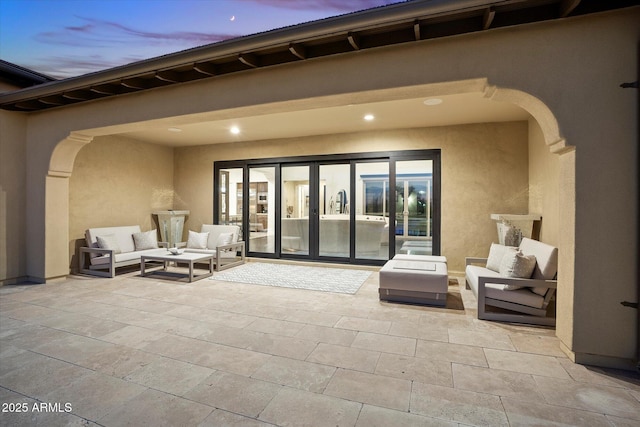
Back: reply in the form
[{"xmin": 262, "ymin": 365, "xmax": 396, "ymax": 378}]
[
  {"xmin": 133, "ymin": 229, "xmax": 159, "ymax": 251},
  {"xmin": 96, "ymin": 234, "xmax": 122, "ymax": 254},
  {"xmin": 486, "ymin": 243, "xmax": 516, "ymax": 272},
  {"xmin": 187, "ymin": 230, "xmax": 209, "ymax": 249},
  {"xmin": 216, "ymin": 232, "xmax": 234, "ymax": 247},
  {"xmin": 499, "ymin": 249, "xmax": 537, "ymax": 290}
]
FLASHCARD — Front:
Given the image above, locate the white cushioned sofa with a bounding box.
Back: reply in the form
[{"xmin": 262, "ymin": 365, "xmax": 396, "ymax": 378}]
[
  {"xmin": 79, "ymin": 225, "xmax": 167, "ymax": 278},
  {"xmin": 182, "ymin": 224, "xmax": 245, "ymax": 271},
  {"xmin": 465, "ymin": 237, "xmax": 558, "ymax": 326}
]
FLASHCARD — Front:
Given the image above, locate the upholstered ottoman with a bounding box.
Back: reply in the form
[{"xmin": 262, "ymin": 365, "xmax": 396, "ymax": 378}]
[
  {"xmin": 379, "ymin": 260, "xmax": 448, "ymax": 306},
  {"xmin": 393, "ymin": 254, "xmax": 447, "ymax": 264}
]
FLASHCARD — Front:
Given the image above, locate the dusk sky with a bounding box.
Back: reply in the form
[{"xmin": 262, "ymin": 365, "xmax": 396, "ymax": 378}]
[{"xmin": 0, "ymin": 0, "xmax": 405, "ymax": 79}]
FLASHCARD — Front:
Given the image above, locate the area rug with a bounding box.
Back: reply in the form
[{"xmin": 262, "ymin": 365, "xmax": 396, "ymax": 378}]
[{"xmin": 211, "ymin": 262, "xmax": 371, "ymax": 294}]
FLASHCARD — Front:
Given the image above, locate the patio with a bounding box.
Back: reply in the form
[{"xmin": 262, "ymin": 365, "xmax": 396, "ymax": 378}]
[{"xmin": 1, "ymin": 266, "xmax": 639, "ymax": 426}]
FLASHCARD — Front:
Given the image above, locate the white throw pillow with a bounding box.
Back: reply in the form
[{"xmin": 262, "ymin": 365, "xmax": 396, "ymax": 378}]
[
  {"xmin": 187, "ymin": 230, "xmax": 209, "ymax": 249},
  {"xmin": 133, "ymin": 229, "xmax": 158, "ymax": 251},
  {"xmin": 216, "ymin": 232, "xmax": 234, "ymax": 247},
  {"xmin": 499, "ymin": 249, "xmax": 537, "ymax": 290},
  {"xmin": 486, "ymin": 243, "xmax": 516, "ymax": 272},
  {"xmin": 96, "ymin": 234, "xmax": 122, "ymax": 254}
]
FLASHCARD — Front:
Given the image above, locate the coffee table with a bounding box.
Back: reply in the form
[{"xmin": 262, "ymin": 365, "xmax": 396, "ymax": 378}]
[{"xmin": 140, "ymin": 252, "xmax": 214, "ymax": 282}]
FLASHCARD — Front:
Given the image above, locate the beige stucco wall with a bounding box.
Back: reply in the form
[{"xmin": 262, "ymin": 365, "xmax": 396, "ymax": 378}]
[
  {"xmin": 528, "ymin": 118, "xmax": 559, "ymax": 245},
  {"xmin": 175, "ymin": 122, "xmax": 529, "ymax": 273},
  {"xmin": 0, "ymin": 7, "xmax": 637, "ymax": 367},
  {"xmin": 68, "ymin": 135, "xmax": 175, "ymax": 271},
  {"xmin": 0, "ymin": 111, "xmax": 27, "ymax": 283}
]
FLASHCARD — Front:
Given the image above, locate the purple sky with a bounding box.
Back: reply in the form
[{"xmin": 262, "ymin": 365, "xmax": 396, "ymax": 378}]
[{"xmin": 0, "ymin": 0, "xmax": 405, "ymax": 79}]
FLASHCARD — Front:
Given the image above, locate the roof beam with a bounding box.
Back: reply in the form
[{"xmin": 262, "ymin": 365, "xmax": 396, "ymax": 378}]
[
  {"xmin": 483, "ymin": 7, "xmax": 495, "ymax": 30},
  {"xmin": 120, "ymin": 77, "xmax": 150, "ymax": 90},
  {"xmin": 193, "ymin": 62, "xmax": 216, "ymax": 76},
  {"xmin": 155, "ymin": 70, "xmax": 181, "ymax": 83},
  {"xmin": 238, "ymin": 53, "xmax": 259, "ymax": 68},
  {"xmin": 289, "ymin": 43, "xmax": 306, "ymax": 60},
  {"xmin": 413, "ymin": 20, "xmax": 421, "ymax": 40},
  {"xmin": 347, "ymin": 32, "xmax": 360, "ymax": 50},
  {"xmin": 38, "ymin": 96, "xmax": 64, "ymax": 106},
  {"xmin": 90, "ymin": 84, "xmax": 120, "ymax": 95},
  {"xmin": 62, "ymin": 90, "xmax": 91, "ymax": 101},
  {"xmin": 560, "ymin": 0, "xmax": 581, "ymax": 17}
]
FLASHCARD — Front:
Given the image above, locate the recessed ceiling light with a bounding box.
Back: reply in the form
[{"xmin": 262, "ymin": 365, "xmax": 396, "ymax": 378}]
[
  {"xmin": 364, "ymin": 114, "xmax": 375, "ymax": 121},
  {"xmin": 230, "ymin": 126, "xmax": 240, "ymax": 135},
  {"xmin": 168, "ymin": 127, "xmax": 182, "ymax": 132},
  {"xmin": 423, "ymin": 98, "xmax": 443, "ymax": 106}
]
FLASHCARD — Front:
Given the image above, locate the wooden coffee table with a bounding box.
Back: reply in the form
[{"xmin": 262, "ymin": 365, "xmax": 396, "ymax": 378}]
[{"xmin": 140, "ymin": 252, "xmax": 214, "ymax": 282}]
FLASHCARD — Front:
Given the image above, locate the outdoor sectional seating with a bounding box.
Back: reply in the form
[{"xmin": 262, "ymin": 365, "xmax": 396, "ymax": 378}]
[
  {"xmin": 465, "ymin": 237, "xmax": 558, "ymax": 326},
  {"xmin": 182, "ymin": 224, "xmax": 245, "ymax": 271},
  {"xmin": 79, "ymin": 225, "xmax": 167, "ymax": 278}
]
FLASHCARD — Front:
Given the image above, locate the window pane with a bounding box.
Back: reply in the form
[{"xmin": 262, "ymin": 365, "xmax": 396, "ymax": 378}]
[
  {"xmin": 356, "ymin": 162, "xmax": 389, "ymax": 260},
  {"xmin": 249, "ymin": 166, "xmax": 275, "ymax": 253},
  {"xmin": 281, "ymin": 165, "xmax": 309, "ymax": 255},
  {"xmin": 319, "ymin": 164, "xmax": 350, "ymax": 258}
]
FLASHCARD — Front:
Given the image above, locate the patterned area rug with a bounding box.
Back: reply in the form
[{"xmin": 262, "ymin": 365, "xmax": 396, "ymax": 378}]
[{"xmin": 211, "ymin": 262, "xmax": 371, "ymax": 294}]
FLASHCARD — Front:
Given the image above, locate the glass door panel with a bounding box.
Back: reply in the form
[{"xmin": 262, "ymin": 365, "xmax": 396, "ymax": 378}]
[
  {"xmin": 281, "ymin": 165, "xmax": 310, "ymax": 255},
  {"xmin": 355, "ymin": 161, "xmax": 390, "ymax": 260},
  {"xmin": 395, "ymin": 160, "xmax": 433, "ymax": 256},
  {"xmin": 249, "ymin": 166, "xmax": 275, "ymax": 254},
  {"xmin": 319, "ymin": 164, "xmax": 350, "ymax": 258},
  {"xmin": 218, "ymin": 167, "xmax": 244, "ymax": 236}
]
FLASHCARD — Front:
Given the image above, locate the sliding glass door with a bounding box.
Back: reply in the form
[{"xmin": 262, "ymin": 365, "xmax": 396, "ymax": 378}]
[{"xmin": 214, "ymin": 150, "xmax": 440, "ymax": 265}]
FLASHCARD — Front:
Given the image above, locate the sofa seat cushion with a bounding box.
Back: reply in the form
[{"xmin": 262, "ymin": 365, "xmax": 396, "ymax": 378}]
[
  {"xmin": 86, "ymin": 225, "xmax": 141, "ymax": 256},
  {"xmin": 90, "ymin": 248, "xmax": 166, "ymax": 266},
  {"xmin": 466, "ymin": 265, "xmax": 544, "ymax": 309}
]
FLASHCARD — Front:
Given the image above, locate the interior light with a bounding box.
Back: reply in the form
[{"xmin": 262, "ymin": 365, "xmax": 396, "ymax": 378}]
[
  {"xmin": 423, "ymin": 98, "xmax": 443, "ymax": 106},
  {"xmin": 168, "ymin": 127, "xmax": 182, "ymax": 132},
  {"xmin": 364, "ymin": 114, "xmax": 375, "ymax": 121},
  {"xmin": 230, "ymin": 126, "xmax": 240, "ymax": 135}
]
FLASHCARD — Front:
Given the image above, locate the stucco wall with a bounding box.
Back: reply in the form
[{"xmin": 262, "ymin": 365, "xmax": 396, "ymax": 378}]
[
  {"xmin": 0, "ymin": 111, "xmax": 27, "ymax": 283},
  {"xmin": 174, "ymin": 122, "xmax": 529, "ymax": 273},
  {"xmin": 68, "ymin": 135, "xmax": 175, "ymax": 271}
]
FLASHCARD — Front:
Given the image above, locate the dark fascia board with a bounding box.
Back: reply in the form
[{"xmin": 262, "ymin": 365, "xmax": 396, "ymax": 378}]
[
  {"xmin": 0, "ymin": 0, "xmax": 637, "ymax": 110},
  {"xmin": 0, "ymin": 60, "xmax": 56, "ymax": 87}
]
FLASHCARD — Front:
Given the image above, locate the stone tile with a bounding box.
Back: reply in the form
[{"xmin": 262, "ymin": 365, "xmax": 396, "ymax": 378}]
[
  {"xmin": 285, "ymin": 308, "xmax": 342, "ymax": 327},
  {"xmin": 558, "ymin": 359, "xmax": 635, "ymax": 388},
  {"xmin": 324, "ymin": 368, "xmax": 411, "ymax": 411},
  {"xmin": 448, "ymin": 328, "xmax": 516, "ymax": 351},
  {"xmin": 452, "ymin": 363, "xmax": 544, "ymax": 401},
  {"xmin": 306, "ymin": 342, "xmax": 380, "ymax": 373},
  {"xmin": 142, "ymin": 335, "xmax": 271, "ymax": 376},
  {"xmin": 606, "ymin": 414, "xmax": 640, "ymax": 427},
  {"xmin": 197, "ymin": 324, "xmax": 262, "ymax": 348},
  {"xmin": 410, "ymin": 381, "xmax": 509, "ymax": 426},
  {"xmin": 245, "ymin": 332, "xmax": 319, "ymax": 360},
  {"xmin": 295, "ymin": 324, "xmax": 358, "ymax": 346},
  {"xmin": 98, "ymin": 324, "xmax": 168, "ymax": 349},
  {"xmin": 76, "ymin": 344, "xmax": 158, "ymax": 378},
  {"xmin": 251, "ymin": 355, "xmax": 336, "ymax": 393},
  {"xmin": 534, "ymin": 376, "xmax": 640, "ymax": 420},
  {"xmin": 98, "ymin": 388, "xmax": 213, "ymax": 426},
  {"xmin": 375, "ymin": 353, "xmax": 453, "ymax": 386},
  {"xmin": 501, "ymin": 396, "xmax": 613, "ymax": 426},
  {"xmin": 355, "ymin": 404, "xmax": 457, "ymax": 427},
  {"xmin": 185, "ymin": 371, "xmax": 281, "ymax": 418},
  {"xmin": 335, "ymin": 316, "xmax": 391, "ymax": 333},
  {"xmin": 125, "ymin": 356, "xmax": 215, "ymax": 395},
  {"xmin": 41, "ymin": 371, "xmax": 146, "ymax": 421},
  {"xmin": 245, "ymin": 317, "xmax": 306, "ymax": 337},
  {"xmin": 509, "ymin": 333, "xmax": 568, "ymax": 357},
  {"xmin": 32, "ymin": 334, "xmax": 118, "ymax": 365},
  {"xmin": 415, "ymin": 339, "xmax": 488, "ymax": 367},
  {"xmin": 388, "ymin": 320, "xmax": 449, "ymax": 342},
  {"xmin": 0, "ymin": 323, "xmax": 74, "ymax": 350},
  {"xmin": 37, "ymin": 312, "xmax": 129, "ymax": 338},
  {"xmin": 484, "ymin": 348, "xmax": 571, "ymax": 379},
  {"xmin": 351, "ymin": 331, "xmax": 416, "ymax": 356},
  {"xmin": 259, "ymin": 387, "xmax": 361, "ymax": 427},
  {"xmin": 198, "ymin": 409, "xmax": 273, "ymax": 427}
]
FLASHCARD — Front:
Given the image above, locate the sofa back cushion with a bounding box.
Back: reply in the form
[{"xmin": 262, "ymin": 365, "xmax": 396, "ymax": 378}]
[
  {"xmin": 86, "ymin": 226, "xmax": 141, "ymax": 256},
  {"xmin": 518, "ymin": 237, "xmax": 558, "ymax": 280},
  {"xmin": 201, "ymin": 224, "xmax": 240, "ymax": 249}
]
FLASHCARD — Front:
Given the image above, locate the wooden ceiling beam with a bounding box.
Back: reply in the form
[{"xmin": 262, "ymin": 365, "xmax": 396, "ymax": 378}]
[
  {"xmin": 560, "ymin": 0, "xmax": 581, "ymax": 17},
  {"xmin": 90, "ymin": 84, "xmax": 119, "ymax": 95},
  {"xmin": 155, "ymin": 70, "xmax": 181, "ymax": 83},
  {"xmin": 62, "ymin": 90, "xmax": 91, "ymax": 100},
  {"xmin": 193, "ymin": 62, "xmax": 217, "ymax": 76},
  {"xmin": 38, "ymin": 96, "xmax": 65, "ymax": 106},
  {"xmin": 414, "ymin": 20, "xmax": 421, "ymax": 41},
  {"xmin": 120, "ymin": 77, "xmax": 150, "ymax": 90},
  {"xmin": 483, "ymin": 7, "xmax": 495, "ymax": 30},
  {"xmin": 347, "ymin": 32, "xmax": 360, "ymax": 50},
  {"xmin": 238, "ymin": 53, "xmax": 259, "ymax": 68},
  {"xmin": 289, "ymin": 43, "xmax": 306, "ymax": 60}
]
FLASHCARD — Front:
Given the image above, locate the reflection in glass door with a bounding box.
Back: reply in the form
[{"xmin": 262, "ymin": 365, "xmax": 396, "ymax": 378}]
[
  {"xmin": 281, "ymin": 165, "xmax": 310, "ymax": 255},
  {"xmin": 319, "ymin": 164, "xmax": 350, "ymax": 258},
  {"xmin": 395, "ymin": 160, "xmax": 433, "ymax": 256},
  {"xmin": 248, "ymin": 166, "xmax": 275, "ymax": 254},
  {"xmin": 356, "ymin": 161, "xmax": 390, "ymax": 260}
]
